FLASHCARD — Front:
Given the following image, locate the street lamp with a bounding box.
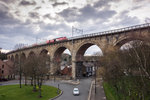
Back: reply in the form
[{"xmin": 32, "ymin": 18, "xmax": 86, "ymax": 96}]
[
  {"xmin": 18, "ymin": 48, "xmax": 22, "ymax": 88},
  {"xmin": 57, "ymin": 84, "xmax": 60, "ymax": 94},
  {"xmin": 93, "ymin": 59, "xmax": 97, "ymax": 94}
]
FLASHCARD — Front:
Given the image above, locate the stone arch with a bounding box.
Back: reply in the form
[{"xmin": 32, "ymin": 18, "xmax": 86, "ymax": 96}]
[
  {"xmin": 40, "ymin": 49, "xmax": 50, "ymax": 62},
  {"xmin": 51, "ymin": 45, "xmax": 72, "ymax": 75},
  {"xmin": 28, "ymin": 51, "xmax": 36, "ymax": 58},
  {"xmin": 40, "ymin": 49, "xmax": 49, "ymax": 56},
  {"xmin": 75, "ymin": 40, "xmax": 103, "ymax": 61},
  {"xmin": 15, "ymin": 54, "xmax": 19, "ymax": 63},
  {"xmin": 52, "ymin": 45, "xmax": 72, "ymax": 59},
  {"xmin": 72, "ymin": 40, "xmax": 103, "ymax": 78},
  {"xmin": 10, "ymin": 55, "xmax": 15, "ymax": 62},
  {"xmin": 20, "ymin": 53, "xmax": 26, "ymax": 62},
  {"xmin": 40, "ymin": 49, "xmax": 51, "ymax": 75},
  {"xmin": 114, "ymin": 36, "xmax": 147, "ymax": 48},
  {"xmin": 55, "ymin": 47, "xmax": 71, "ymax": 62},
  {"xmin": 8, "ymin": 56, "xmax": 10, "ymax": 59}
]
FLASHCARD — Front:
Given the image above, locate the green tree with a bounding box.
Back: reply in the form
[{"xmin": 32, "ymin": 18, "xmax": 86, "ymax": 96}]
[{"xmin": 0, "ymin": 53, "xmax": 7, "ymax": 60}]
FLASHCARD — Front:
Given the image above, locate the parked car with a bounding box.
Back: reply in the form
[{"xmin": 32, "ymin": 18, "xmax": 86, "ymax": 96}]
[{"xmin": 73, "ymin": 88, "xmax": 80, "ymax": 96}]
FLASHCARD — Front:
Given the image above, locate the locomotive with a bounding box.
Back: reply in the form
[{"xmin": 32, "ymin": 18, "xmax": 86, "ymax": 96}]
[{"xmin": 46, "ymin": 37, "xmax": 67, "ymax": 44}]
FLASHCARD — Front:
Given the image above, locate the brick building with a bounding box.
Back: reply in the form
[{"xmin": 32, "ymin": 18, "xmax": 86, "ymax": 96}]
[
  {"xmin": 61, "ymin": 65, "xmax": 72, "ymax": 76},
  {"xmin": 0, "ymin": 59, "xmax": 14, "ymax": 80}
]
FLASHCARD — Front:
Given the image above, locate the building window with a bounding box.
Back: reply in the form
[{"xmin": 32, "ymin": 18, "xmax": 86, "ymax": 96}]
[
  {"xmin": 2, "ymin": 70, "xmax": 4, "ymax": 74},
  {"xmin": 2, "ymin": 65, "xmax": 4, "ymax": 68}
]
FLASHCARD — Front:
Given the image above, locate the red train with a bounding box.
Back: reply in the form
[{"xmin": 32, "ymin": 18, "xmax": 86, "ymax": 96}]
[{"xmin": 46, "ymin": 37, "xmax": 67, "ymax": 44}]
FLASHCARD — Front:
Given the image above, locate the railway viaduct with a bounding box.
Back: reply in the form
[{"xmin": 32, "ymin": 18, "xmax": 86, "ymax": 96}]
[{"xmin": 7, "ymin": 23, "xmax": 150, "ymax": 79}]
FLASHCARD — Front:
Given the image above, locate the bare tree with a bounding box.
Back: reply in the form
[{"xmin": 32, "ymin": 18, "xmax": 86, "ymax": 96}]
[
  {"xmin": 36, "ymin": 55, "xmax": 49, "ymax": 97},
  {"xmin": 22, "ymin": 55, "xmax": 49, "ymax": 97},
  {"xmin": 100, "ymin": 36, "xmax": 150, "ymax": 99}
]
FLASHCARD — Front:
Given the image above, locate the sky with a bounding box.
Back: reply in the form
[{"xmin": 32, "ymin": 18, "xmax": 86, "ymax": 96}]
[{"xmin": 0, "ymin": 0, "xmax": 150, "ymax": 54}]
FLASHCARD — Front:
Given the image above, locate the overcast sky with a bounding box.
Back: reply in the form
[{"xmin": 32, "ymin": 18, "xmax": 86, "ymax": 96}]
[{"xmin": 0, "ymin": 0, "xmax": 150, "ymax": 54}]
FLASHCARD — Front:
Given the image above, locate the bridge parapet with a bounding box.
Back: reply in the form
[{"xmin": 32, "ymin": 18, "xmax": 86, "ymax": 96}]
[{"xmin": 68, "ymin": 23, "xmax": 150, "ymax": 40}]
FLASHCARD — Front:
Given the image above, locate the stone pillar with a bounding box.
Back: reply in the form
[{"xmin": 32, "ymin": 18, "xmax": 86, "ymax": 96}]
[
  {"xmin": 102, "ymin": 44, "xmax": 118, "ymax": 55},
  {"xmin": 72, "ymin": 60, "xmax": 76, "ymax": 79},
  {"xmin": 48, "ymin": 56, "xmax": 51, "ymax": 74},
  {"xmin": 50, "ymin": 58, "xmax": 55, "ymax": 75},
  {"xmin": 71, "ymin": 48, "xmax": 77, "ymax": 79}
]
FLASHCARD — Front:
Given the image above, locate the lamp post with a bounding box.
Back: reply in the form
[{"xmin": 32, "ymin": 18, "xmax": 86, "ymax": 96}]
[
  {"xmin": 57, "ymin": 84, "xmax": 60, "ymax": 94},
  {"xmin": 93, "ymin": 59, "xmax": 97, "ymax": 94},
  {"xmin": 19, "ymin": 48, "xmax": 22, "ymax": 88}
]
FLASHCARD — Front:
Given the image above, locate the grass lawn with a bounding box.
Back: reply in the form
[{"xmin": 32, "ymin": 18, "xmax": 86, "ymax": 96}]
[
  {"xmin": 0, "ymin": 85, "xmax": 60, "ymax": 100},
  {"xmin": 103, "ymin": 76, "xmax": 150, "ymax": 100},
  {"xmin": 103, "ymin": 82, "xmax": 118, "ymax": 100}
]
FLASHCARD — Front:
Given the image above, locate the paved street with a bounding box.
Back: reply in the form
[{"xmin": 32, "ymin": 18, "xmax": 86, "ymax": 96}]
[
  {"xmin": 0, "ymin": 78, "xmax": 92, "ymax": 100},
  {"xmin": 0, "ymin": 80, "xmax": 19, "ymax": 85},
  {"xmin": 45, "ymin": 78, "xmax": 92, "ymax": 100}
]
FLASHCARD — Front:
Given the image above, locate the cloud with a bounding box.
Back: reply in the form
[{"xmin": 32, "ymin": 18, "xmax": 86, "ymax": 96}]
[
  {"xmin": 118, "ymin": 14, "xmax": 140, "ymax": 26},
  {"xmin": 28, "ymin": 12, "xmax": 39, "ymax": 19},
  {"xmin": 0, "ymin": 3, "xmax": 20, "ymax": 25},
  {"xmin": 132, "ymin": 0, "xmax": 149, "ymax": 3},
  {"xmin": 43, "ymin": 14, "xmax": 51, "ymax": 19},
  {"xmin": 1, "ymin": 49, "xmax": 10, "ymax": 53},
  {"xmin": 57, "ymin": 7, "xmax": 79, "ymax": 22},
  {"xmin": 58, "ymin": 4, "xmax": 116, "ymax": 23},
  {"xmin": 94, "ymin": 0, "xmax": 109, "ymax": 8},
  {"xmin": 131, "ymin": 5, "xmax": 143, "ymax": 10},
  {"xmin": 34, "ymin": 6, "xmax": 41, "ymax": 10},
  {"xmin": 116, "ymin": 10, "xmax": 140, "ymax": 26},
  {"xmin": 102, "ymin": 10, "xmax": 140, "ymax": 30},
  {"xmin": 19, "ymin": 0, "xmax": 36, "ymax": 6},
  {"xmin": 0, "ymin": 0, "xmax": 17, "ymax": 4},
  {"xmin": 40, "ymin": 22, "xmax": 70, "ymax": 35},
  {"xmin": 52, "ymin": 2, "xmax": 68, "ymax": 7}
]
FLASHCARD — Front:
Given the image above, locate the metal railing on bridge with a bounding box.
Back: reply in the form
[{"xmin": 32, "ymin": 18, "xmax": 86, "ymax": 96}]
[{"xmin": 68, "ymin": 23, "xmax": 150, "ymax": 40}]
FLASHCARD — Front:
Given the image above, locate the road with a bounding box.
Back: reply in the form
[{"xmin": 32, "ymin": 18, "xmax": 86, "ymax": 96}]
[
  {"xmin": 45, "ymin": 78, "xmax": 92, "ymax": 100},
  {"xmin": 0, "ymin": 78, "xmax": 92, "ymax": 100}
]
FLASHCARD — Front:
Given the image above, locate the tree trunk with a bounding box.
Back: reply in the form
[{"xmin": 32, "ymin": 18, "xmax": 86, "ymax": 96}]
[
  {"xmin": 25, "ymin": 75, "xmax": 27, "ymax": 86},
  {"xmin": 38, "ymin": 78, "xmax": 43, "ymax": 98},
  {"xmin": 31, "ymin": 76, "xmax": 33, "ymax": 86},
  {"xmin": 33, "ymin": 75, "xmax": 36, "ymax": 91},
  {"xmin": 19, "ymin": 71, "xmax": 22, "ymax": 88},
  {"xmin": 39, "ymin": 85, "xmax": 42, "ymax": 98}
]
